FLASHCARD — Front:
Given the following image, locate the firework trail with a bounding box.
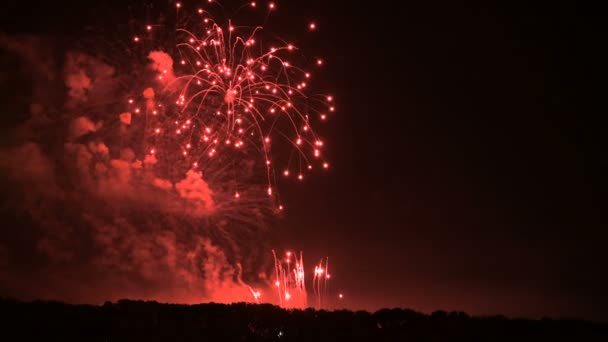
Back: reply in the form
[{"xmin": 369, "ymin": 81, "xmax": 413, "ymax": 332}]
[
  {"xmin": 272, "ymin": 250, "xmax": 307, "ymax": 308},
  {"xmin": 272, "ymin": 250, "xmax": 307, "ymax": 307},
  {"xmin": 267, "ymin": 250, "xmax": 335, "ymax": 309},
  {"xmin": 312, "ymin": 257, "xmax": 330, "ymax": 309}
]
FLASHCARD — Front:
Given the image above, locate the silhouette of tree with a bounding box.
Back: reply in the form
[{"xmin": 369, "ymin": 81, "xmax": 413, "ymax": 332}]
[{"xmin": 0, "ymin": 297, "xmax": 606, "ymax": 341}]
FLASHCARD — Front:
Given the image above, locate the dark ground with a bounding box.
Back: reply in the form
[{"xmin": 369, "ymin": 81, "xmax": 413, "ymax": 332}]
[{"xmin": 1, "ymin": 298, "xmax": 606, "ymax": 341}]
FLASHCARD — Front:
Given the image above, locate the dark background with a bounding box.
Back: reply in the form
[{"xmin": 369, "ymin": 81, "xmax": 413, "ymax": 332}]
[{"xmin": 1, "ymin": 1, "xmax": 605, "ymax": 321}]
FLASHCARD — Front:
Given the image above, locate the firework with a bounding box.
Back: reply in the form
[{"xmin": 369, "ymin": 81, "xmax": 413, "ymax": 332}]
[
  {"xmin": 312, "ymin": 257, "xmax": 330, "ymax": 309},
  {"xmin": 127, "ymin": 0, "xmax": 334, "ymax": 212},
  {"xmin": 269, "ymin": 250, "xmax": 335, "ymax": 309},
  {"xmin": 272, "ymin": 250, "xmax": 307, "ymax": 308}
]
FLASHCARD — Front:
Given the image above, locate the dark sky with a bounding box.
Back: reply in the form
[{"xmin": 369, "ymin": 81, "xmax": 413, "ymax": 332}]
[{"xmin": 1, "ymin": 1, "xmax": 605, "ymax": 321}]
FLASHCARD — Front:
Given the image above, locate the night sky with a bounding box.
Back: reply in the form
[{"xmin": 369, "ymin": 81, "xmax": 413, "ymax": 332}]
[{"xmin": 1, "ymin": 1, "xmax": 605, "ymax": 321}]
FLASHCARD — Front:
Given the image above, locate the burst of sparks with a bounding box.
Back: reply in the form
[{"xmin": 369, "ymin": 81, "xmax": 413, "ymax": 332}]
[
  {"xmin": 272, "ymin": 250, "xmax": 307, "ymax": 307},
  {"xmin": 270, "ymin": 250, "xmax": 337, "ymax": 309},
  {"xmin": 127, "ymin": 0, "xmax": 334, "ymax": 209}
]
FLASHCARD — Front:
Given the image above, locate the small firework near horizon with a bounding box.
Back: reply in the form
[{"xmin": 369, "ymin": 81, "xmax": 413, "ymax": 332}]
[{"xmin": 267, "ymin": 250, "xmax": 335, "ymax": 309}]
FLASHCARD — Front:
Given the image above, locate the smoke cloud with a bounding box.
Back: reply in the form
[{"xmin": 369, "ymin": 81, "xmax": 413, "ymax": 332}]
[
  {"xmin": 148, "ymin": 50, "xmax": 176, "ymax": 85},
  {"xmin": 0, "ymin": 37, "xmax": 273, "ymax": 305}
]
